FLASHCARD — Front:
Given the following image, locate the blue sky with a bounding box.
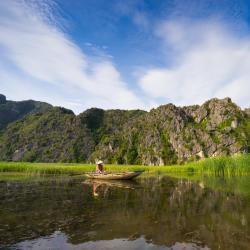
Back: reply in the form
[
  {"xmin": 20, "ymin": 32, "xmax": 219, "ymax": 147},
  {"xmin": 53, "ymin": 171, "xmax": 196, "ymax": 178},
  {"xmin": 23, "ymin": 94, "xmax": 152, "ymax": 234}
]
[{"xmin": 0, "ymin": 0, "xmax": 250, "ymax": 113}]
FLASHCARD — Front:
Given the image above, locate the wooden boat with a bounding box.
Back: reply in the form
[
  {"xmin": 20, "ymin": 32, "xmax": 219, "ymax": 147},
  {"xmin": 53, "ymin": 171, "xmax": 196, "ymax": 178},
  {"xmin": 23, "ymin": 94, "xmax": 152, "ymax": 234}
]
[{"xmin": 85, "ymin": 170, "xmax": 144, "ymax": 180}]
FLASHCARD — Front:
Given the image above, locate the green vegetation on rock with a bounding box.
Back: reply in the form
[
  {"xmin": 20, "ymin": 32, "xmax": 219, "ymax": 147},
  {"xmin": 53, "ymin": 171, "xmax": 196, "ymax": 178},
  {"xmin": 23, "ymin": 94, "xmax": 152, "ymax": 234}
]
[
  {"xmin": 0, "ymin": 94, "xmax": 51, "ymax": 130},
  {"xmin": 0, "ymin": 95, "xmax": 249, "ymax": 164}
]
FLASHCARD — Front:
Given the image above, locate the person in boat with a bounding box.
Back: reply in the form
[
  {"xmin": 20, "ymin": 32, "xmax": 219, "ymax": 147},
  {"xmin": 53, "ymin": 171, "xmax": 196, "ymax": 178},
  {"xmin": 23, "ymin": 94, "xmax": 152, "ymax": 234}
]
[{"xmin": 96, "ymin": 160, "xmax": 104, "ymax": 173}]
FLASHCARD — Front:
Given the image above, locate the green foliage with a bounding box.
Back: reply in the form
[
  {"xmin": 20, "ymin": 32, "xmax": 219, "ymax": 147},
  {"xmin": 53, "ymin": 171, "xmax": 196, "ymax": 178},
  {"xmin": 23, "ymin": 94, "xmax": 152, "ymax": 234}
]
[
  {"xmin": 0, "ymin": 107, "xmax": 95, "ymax": 163},
  {"xmin": 216, "ymin": 118, "xmax": 232, "ymax": 131},
  {"xmin": 0, "ymin": 95, "xmax": 51, "ymax": 130},
  {"xmin": 200, "ymin": 118, "xmax": 208, "ymax": 129},
  {"xmin": 233, "ymin": 117, "xmax": 250, "ymax": 150},
  {"xmin": 190, "ymin": 118, "xmax": 208, "ymax": 130},
  {"xmin": 126, "ymin": 146, "xmax": 138, "ymax": 164},
  {"xmin": 211, "ymin": 134, "xmax": 220, "ymax": 144},
  {"xmin": 0, "ymin": 96, "xmax": 249, "ymax": 165},
  {"xmin": 198, "ymin": 154, "xmax": 250, "ymax": 176},
  {"xmin": 125, "ymin": 133, "xmax": 139, "ymax": 164},
  {"xmin": 22, "ymin": 150, "xmax": 37, "ymax": 162},
  {"xmin": 160, "ymin": 133, "xmax": 177, "ymax": 165}
]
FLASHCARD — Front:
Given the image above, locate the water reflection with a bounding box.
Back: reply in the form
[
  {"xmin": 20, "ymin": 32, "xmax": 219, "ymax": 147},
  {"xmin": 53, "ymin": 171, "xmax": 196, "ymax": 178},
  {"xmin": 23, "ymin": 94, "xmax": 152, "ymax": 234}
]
[
  {"xmin": 83, "ymin": 179, "xmax": 140, "ymax": 197},
  {"xmin": 13, "ymin": 231, "xmax": 210, "ymax": 250},
  {"xmin": 93, "ymin": 181, "xmax": 102, "ymax": 197},
  {"xmin": 0, "ymin": 175, "xmax": 250, "ymax": 250}
]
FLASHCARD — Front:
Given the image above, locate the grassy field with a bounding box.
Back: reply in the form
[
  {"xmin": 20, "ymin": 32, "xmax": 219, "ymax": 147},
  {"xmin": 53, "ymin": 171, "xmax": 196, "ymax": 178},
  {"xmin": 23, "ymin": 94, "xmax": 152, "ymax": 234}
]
[{"xmin": 0, "ymin": 154, "xmax": 250, "ymax": 176}]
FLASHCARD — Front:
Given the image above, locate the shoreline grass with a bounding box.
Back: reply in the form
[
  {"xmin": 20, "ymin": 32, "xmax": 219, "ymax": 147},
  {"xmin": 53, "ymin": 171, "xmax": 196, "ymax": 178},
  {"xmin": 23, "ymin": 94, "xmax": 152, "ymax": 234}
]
[{"xmin": 0, "ymin": 154, "xmax": 249, "ymax": 176}]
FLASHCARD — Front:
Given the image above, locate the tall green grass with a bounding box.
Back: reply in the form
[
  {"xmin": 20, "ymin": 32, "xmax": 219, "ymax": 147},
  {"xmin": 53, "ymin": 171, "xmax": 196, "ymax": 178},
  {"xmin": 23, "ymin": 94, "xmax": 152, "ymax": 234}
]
[
  {"xmin": 197, "ymin": 154, "xmax": 250, "ymax": 176},
  {"xmin": 0, "ymin": 162, "xmax": 95, "ymax": 175},
  {"xmin": 0, "ymin": 154, "xmax": 249, "ymax": 176}
]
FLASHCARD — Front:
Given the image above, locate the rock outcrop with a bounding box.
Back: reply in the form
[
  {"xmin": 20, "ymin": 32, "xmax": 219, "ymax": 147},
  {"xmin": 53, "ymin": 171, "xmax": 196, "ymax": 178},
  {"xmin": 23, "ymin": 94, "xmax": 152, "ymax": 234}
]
[
  {"xmin": 91, "ymin": 98, "xmax": 249, "ymax": 164},
  {"xmin": 0, "ymin": 96, "xmax": 249, "ymax": 164}
]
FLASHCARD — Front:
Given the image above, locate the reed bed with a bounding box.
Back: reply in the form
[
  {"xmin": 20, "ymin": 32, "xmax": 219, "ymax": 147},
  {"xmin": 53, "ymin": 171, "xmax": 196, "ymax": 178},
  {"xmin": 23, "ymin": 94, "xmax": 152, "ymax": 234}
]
[
  {"xmin": 197, "ymin": 154, "xmax": 250, "ymax": 176},
  {"xmin": 0, "ymin": 154, "xmax": 249, "ymax": 176}
]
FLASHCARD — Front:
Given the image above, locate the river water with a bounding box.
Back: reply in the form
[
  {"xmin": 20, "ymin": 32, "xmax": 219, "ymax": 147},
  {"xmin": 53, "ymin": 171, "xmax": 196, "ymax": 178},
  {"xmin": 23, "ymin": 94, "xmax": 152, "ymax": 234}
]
[{"xmin": 0, "ymin": 174, "xmax": 250, "ymax": 250}]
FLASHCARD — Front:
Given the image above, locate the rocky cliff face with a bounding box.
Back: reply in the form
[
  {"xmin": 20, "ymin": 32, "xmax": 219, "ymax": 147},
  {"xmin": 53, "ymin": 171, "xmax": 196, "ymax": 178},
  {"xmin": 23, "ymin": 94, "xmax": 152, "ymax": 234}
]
[
  {"xmin": 91, "ymin": 98, "xmax": 249, "ymax": 165},
  {"xmin": 0, "ymin": 96, "xmax": 249, "ymax": 164},
  {"xmin": 0, "ymin": 107, "xmax": 95, "ymax": 162}
]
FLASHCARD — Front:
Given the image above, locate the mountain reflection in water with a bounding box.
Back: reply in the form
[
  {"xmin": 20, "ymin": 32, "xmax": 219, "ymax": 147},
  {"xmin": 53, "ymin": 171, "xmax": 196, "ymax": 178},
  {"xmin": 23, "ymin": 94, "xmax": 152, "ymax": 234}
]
[{"xmin": 0, "ymin": 175, "xmax": 250, "ymax": 250}]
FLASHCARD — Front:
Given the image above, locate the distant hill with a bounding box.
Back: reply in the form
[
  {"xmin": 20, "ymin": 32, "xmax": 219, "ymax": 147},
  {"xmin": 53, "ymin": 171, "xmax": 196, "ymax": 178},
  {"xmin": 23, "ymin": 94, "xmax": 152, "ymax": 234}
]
[
  {"xmin": 0, "ymin": 96, "xmax": 249, "ymax": 164},
  {"xmin": 0, "ymin": 94, "xmax": 52, "ymax": 130}
]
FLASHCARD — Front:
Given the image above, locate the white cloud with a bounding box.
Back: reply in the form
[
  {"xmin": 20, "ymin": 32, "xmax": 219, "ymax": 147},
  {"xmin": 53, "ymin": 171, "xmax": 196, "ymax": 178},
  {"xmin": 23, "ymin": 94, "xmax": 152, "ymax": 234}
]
[
  {"xmin": 0, "ymin": 0, "xmax": 144, "ymax": 113},
  {"xmin": 1, "ymin": 1, "xmax": 249, "ymax": 113},
  {"xmin": 138, "ymin": 19, "xmax": 250, "ymax": 108}
]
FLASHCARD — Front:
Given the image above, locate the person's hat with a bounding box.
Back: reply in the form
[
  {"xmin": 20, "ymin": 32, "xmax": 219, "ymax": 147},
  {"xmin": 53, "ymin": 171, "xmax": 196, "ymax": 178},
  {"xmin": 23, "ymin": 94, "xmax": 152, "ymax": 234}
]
[{"xmin": 97, "ymin": 160, "xmax": 103, "ymax": 165}]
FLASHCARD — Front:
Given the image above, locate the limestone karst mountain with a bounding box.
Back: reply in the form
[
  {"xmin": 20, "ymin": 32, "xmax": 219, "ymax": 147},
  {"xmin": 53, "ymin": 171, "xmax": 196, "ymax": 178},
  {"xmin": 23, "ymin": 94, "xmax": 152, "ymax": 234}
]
[{"xmin": 0, "ymin": 95, "xmax": 249, "ymax": 164}]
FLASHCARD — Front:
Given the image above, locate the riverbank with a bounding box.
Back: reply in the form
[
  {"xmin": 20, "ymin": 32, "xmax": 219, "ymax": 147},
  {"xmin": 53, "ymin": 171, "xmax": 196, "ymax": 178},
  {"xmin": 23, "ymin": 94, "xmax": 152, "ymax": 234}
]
[{"xmin": 0, "ymin": 154, "xmax": 250, "ymax": 176}]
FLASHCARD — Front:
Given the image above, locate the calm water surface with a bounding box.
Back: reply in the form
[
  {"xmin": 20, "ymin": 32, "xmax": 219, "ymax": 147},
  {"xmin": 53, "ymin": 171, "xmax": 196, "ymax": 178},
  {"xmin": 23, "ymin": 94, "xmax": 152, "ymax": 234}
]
[{"xmin": 0, "ymin": 174, "xmax": 250, "ymax": 250}]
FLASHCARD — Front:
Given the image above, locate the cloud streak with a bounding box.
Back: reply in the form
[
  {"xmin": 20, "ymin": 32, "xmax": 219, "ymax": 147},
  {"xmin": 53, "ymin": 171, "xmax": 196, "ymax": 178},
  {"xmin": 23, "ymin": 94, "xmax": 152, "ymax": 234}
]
[{"xmin": 0, "ymin": 0, "xmax": 144, "ymax": 113}]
